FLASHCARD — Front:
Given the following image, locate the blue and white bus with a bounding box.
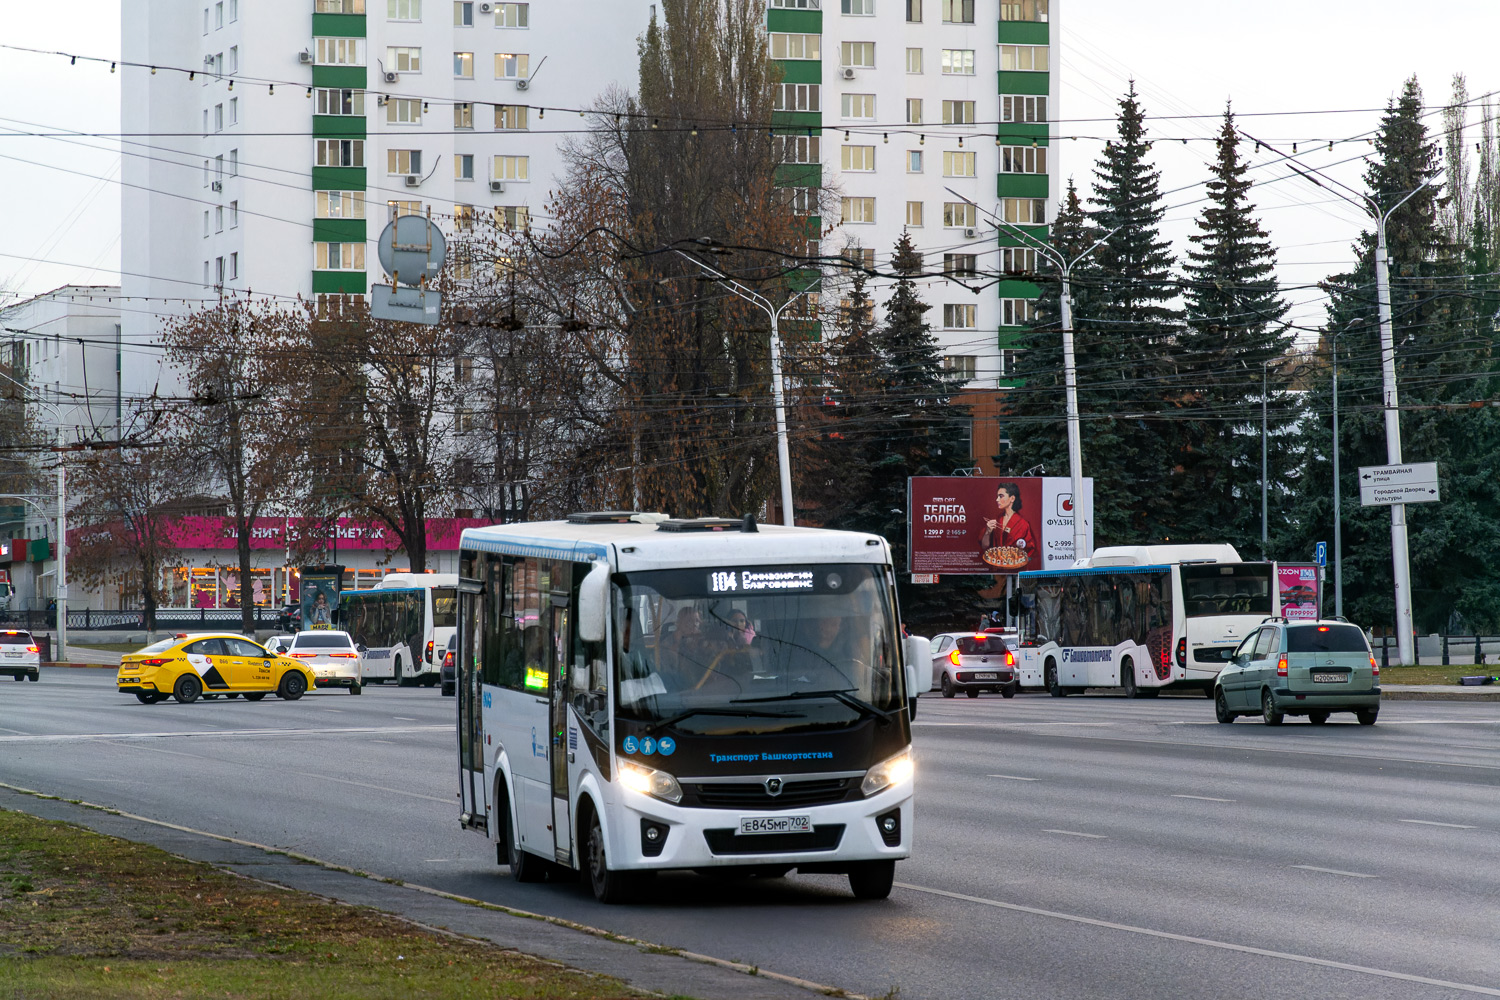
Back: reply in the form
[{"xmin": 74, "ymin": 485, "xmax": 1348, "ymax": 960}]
[
  {"xmin": 339, "ymin": 573, "xmax": 457, "ymax": 686},
  {"xmin": 454, "ymin": 513, "xmax": 927, "ymax": 903}
]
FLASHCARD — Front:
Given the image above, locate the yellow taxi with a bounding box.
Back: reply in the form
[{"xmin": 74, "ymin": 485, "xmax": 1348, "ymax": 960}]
[{"xmin": 117, "ymin": 633, "xmax": 316, "ymax": 705}]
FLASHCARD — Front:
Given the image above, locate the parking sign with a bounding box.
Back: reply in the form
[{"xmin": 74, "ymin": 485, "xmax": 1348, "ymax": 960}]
[{"xmin": 1314, "ymin": 541, "xmax": 1327, "ymax": 568}]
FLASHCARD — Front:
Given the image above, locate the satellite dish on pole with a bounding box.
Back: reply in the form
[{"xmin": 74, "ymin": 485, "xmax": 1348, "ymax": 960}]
[{"xmin": 370, "ymin": 215, "xmax": 446, "ymax": 324}]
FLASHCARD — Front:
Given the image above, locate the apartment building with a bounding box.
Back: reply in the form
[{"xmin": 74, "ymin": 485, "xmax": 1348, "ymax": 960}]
[{"xmin": 768, "ymin": 0, "xmax": 1055, "ymax": 464}]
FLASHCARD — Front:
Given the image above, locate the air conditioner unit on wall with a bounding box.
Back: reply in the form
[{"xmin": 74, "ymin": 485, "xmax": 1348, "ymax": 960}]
[
  {"xmin": 404, "ymin": 175, "xmax": 421, "ymax": 187},
  {"xmin": 963, "ymin": 227, "xmax": 978, "ymax": 239},
  {"xmin": 383, "ymin": 70, "xmax": 399, "ymax": 84},
  {"xmin": 479, "ymin": 1, "xmax": 493, "ymax": 10},
  {"xmin": 841, "ymin": 67, "xmax": 856, "ymax": 80},
  {"xmin": 297, "ymin": 50, "xmax": 313, "ymax": 65},
  {"xmin": 210, "ymin": 180, "xmax": 223, "ymax": 192},
  {"xmin": 489, "ymin": 180, "xmax": 505, "ymax": 193},
  {"xmin": 515, "ymin": 78, "xmax": 529, "ymax": 91}
]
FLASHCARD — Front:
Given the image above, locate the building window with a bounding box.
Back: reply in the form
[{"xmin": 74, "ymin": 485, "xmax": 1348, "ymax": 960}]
[
  {"xmin": 1000, "ymin": 246, "xmax": 1037, "ymax": 275},
  {"xmin": 943, "ymin": 201, "xmax": 977, "ymax": 228},
  {"xmin": 1002, "ymin": 95, "xmax": 1048, "ymax": 123},
  {"xmin": 203, "ymin": 210, "xmax": 210, "ymax": 237},
  {"xmin": 1000, "ymin": 298, "xmax": 1036, "ymax": 326},
  {"xmin": 453, "ymin": 52, "xmax": 473, "ymax": 77},
  {"xmin": 215, "ymin": 153, "xmax": 224, "ymax": 178},
  {"xmin": 842, "ymin": 247, "xmax": 875, "ymax": 268},
  {"xmin": 942, "ymin": 0, "xmax": 973, "ymax": 22},
  {"xmin": 202, "ymin": 109, "xmax": 209, "ymax": 133},
  {"xmin": 215, "ymin": 256, "xmax": 225, "ymax": 284},
  {"xmin": 770, "ymin": 0, "xmax": 820, "ymax": 6},
  {"xmin": 943, "ymin": 304, "xmax": 976, "ymax": 329},
  {"xmin": 1002, "ymin": 197, "xmax": 1047, "ymax": 224},
  {"xmin": 203, "ymin": 159, "xmax": 210, "ymax": 185},
  {"xmin": 494, "ymin": 52, "xmax": 529, "ymax": 77},
  {"xmin": 906, "ymin": 150, "xmax": 922, "ymax": 173},
  {"xmin": 388, "ymin": 199, "xmax": 423, "ymax": 217},
  {"xmin": 215, "ymin": 1, "xmax": 224, "ymax": 28},
  {"xmin": 943, "ymin": 253, "xmax": 977, "ymax": 276},
  {"xmin": 228, "ymin": 45, "xmax": 238, "ymax": 73},
  {"xmin": 494, "ymin": 103, "xmax": 528, "ymax": 129},
  {"xmin": 315, "ymin": 242, "xmax": 367, "ymax": 271},
  {"xmin": 1000, "ymin": 0, "xmax": 1047, "ymax": 21},
  {"xmin": 454, "ymin": 204, "xmax": 475, "ymax": 230},
  {"xmin": 1000, "ymin": 145, "xmax": 1048, "ymax": 174},
  {"xmin": 317, "ymin": 139, "xmax": 365, "ymax": 167},
  {"xmin": 386, "ymin": 46, "xmax": 422, "ymax": 72},
  {"xmin": 229, "ymin": 200, "xmax": 238, "ymax": 227},
  {"xmin": 906, "ymin": 201, "xmax": 924, "ymax": 226},
  {"xmin": 454, "ymin": 0, "xmax": 473, "ymax": 24},
  {"xmin": 316, "ymin": 37, "xmax": 366, "ymax": 65},
  {"xmin": 943, "ymin": 151, "xmax": 976, "ymax": 177},
  {"xmin": 387, "ymin": 148, "xmax": 422, "ymax": 175},
  {"xmin": 229, "ymin": 97, "xmax": 238, "ymax": 124},
  {"xmin": 454, "ymin": 102, "xmax": 473, "ymax": 128},
  {"xmin": 841, "ymin": 196, "xmax": 875, "ymax": 224},
  {"xmin": 229, "ymin": 149, "xmax": 238, "ymax": 176},
  {"xmin": 455, "ymin": 356, "xmax": 473, "ymax": 383},
  {"xmin": 841, "ymin": 145, "xmax": 875, "ymax": 171},
  {"xmin": 315, "ymin": 0, "xmax": 365, "ymax": 10},
  {"xmin": 455, "ymin": 154, "xmax": 474, "ymax": 179},
  {"xmin": 944, "ymin": 355, "xmax": 976, "ymax": 380},
  {"xmin": 213, "ymin": 104, "xmax": 223, "ymax": 131},
  {"xmin": 769, "ymin": 33, "xmax": 820, "ymax": 60},
  {"xmin": 905, "ymin": 98, "xmax": 923, "ymax": 124},
  {"xmin": 841, "ymin": 93, "xmax": 875, "ymax": 120},
  {"xmin": 314, "ymin": 292, "xmax": 366, "ymax": 318},
  {"xmin": 388, "ymin": 0, "xmax": 421, "ymax": 19},
  {"xmin": 215, "ymin": 205, "xmax": 224, "ymax": 232},
  {"xmin": 203, "ymin": 260, "xmax": 210, "ymax": 285},
  {"xmin": 229, "ymin": 252, "xmax": 238, "ymax": 280},
  {"xmin": 317, "ymin": 190, "xmax": 367, "ymax": 218},
  {"xmin": 778, "ymin": 185, "xmax": 817, "ymax": 213},
  {"xmin": 841, "ymin": 0, "xmax": 873, "ymax": 13},
  {"xmin": 494, "ymin": 2, "xmax": 528, "ymax": 27},
  {"xmin": 775, "ymin": 134, "xmax": 821, "ymax": 164},
  {"xmin": 839, "ymin": 295, "xmax": 874, "ymax": 326},
  {"xmin": 905, "ymin": 0, "xmax": 921, "ymax": 21},
  {"xmin": 229, "ymin": 0, "xmax": 237, "ymax": 21},
  {"xmin": 999, "ymin": 45, "xmax": 1049, "ymax": 71},
  {"xmin": 905, "ymin": 47, "xmax": 923, "ymax": 74},
  {"xmin": 940, "ymin": 49, "xmax": 974, "ymax": 75},
  {"xmin": 774, "ymin": 83, "xmax": 820, "ymax": 112},
  {"xmin": 387, "ymin": 98, "xmax": 422, "ymax": 123},
  {"xmin": 493, "ymin": 155, "xmax": 529, "ymax": 180},
  {"xmin": 942, "ymin": 100, "xmax": 975, "ymax": 126},
  {"xmin": 495, "ymin": 205, "xmax": 530, "ymax": 230},
  {"xmin": 841, "ymin": 42, "xmax": 875, "ymax": 68},
  {"xmin": 316, "ymin": 88, "xmax": 365, "ymax": 115}
]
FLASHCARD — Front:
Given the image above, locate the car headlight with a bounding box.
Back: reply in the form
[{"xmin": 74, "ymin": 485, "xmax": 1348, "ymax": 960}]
[
  {"xmin": 861, "ymin": 749, "xmax": 915, "ymax": 797},
  {"xmin": 617, "ymin": 758, "xmax": 682, "ymax": 804}
]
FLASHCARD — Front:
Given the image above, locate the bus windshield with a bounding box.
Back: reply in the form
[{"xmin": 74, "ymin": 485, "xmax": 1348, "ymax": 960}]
[
  {"xmin": 1179, "ymin": 564, "xmax": 1273, "ymax": 618},
  {"xmin": 613, "ymin": 564, "xmax": 900, "ymax": 735},
  {"xmin": 431, "ymin": 587, "xmax": 457, "ymax": 628}
]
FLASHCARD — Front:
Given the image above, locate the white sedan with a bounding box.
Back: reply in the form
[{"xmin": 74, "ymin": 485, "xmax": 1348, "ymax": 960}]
[{"xmin": 285, "ymin": 630, "xmax": 364, "ymax": 694}]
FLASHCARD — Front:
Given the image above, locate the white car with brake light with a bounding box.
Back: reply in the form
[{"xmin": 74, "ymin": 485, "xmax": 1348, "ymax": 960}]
[{"xmin": 286, "ymin": 630, "xmax": 363, "ymax": 693}]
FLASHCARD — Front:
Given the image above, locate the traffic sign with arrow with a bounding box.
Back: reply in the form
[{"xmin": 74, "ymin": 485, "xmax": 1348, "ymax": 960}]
[{"xmin": 1359, "ymin": 462, "xmax": 1439, "ymax": 506}]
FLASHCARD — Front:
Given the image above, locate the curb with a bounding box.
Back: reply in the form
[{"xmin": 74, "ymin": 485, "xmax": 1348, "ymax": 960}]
[
  {"xmin": 41, "ymin": 662, "xmax": 116, "ymax": 669},
  {"xmin": 1382, "ymin": 688, "xmax": 1500, "ymax": 702}
]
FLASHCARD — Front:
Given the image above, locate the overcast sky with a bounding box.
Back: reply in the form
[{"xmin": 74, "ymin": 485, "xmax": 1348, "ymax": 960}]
[{"xmin": 1, "ymin": 0, "xmax": 1496, "ymax": 336}]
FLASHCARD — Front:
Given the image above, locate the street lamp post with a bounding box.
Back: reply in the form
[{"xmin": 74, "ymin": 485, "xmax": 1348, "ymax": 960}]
[{"xmin": 1262, "ymin": 360, "xmax": 1270, "ymax": 556}]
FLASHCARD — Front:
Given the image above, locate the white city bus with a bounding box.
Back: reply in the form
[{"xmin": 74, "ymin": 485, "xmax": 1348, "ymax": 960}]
[
  {"xmin": 339, "ymin": 573, "xmax": 457, "ymax": 686},
  {"xmin": 455, "ymin": 513, "xmax": 927, "ymax": 903},
  {"xmin": 1015, "ymin": 544, "xmax": 1276, "ymax": 697}
]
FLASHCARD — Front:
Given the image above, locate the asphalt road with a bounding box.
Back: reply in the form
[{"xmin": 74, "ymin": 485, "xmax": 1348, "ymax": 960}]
[{"xmin": 2, "ymin": 671, "xmax": 1498, "ymax": 999}]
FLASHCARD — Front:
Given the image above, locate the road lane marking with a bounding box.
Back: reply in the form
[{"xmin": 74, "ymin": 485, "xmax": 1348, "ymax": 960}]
[
  {"xmin": 987, "ymin": 774, "xmax": 1040, "ymax": 781},
  {"xmin": 1042, "ymin": 829, "xmax": 1106, "ymax": 839},
  {"xmin": 0, "ymin": 726, "xmax": 448, "ymax": 744},
  {"xmin": 896, "ymin": 882, "xmax": 1500, "ymax": 996},
  {"xmin": 290, "ymin": 772, "xmax": 451, "ymax": 805},
  {"xmin": 1292, "ymin": 865, "xmax": 1376, "ymax": 878},
  {"xmin": 1171, "ymin": 794, "xmax": 1235, "ymax": 802},
  {"xmin": 393, "ymin": 717, "xmax": 419, "ymax": 721},
  {"xmin": 1399, "ymin": 819, "xmax": 1477, "ymax": 829}
]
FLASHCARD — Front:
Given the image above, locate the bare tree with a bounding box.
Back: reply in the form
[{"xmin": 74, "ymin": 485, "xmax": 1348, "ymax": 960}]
[{"xmin": 1441, "ymin": 73, "xmax": 1472, "ymax": 244}]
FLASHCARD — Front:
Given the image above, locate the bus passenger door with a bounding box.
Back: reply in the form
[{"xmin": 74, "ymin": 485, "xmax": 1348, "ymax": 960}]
[
  {"xmin": 549, "ymin": 603, "xmax": 573, "ymax": 864},
  {"xmin": 457, "ymin": 588, "xmax": 486, "ymax": 833}
]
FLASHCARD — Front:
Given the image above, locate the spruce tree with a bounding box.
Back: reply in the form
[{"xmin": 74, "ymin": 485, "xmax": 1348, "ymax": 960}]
[{"xmin": 1178, "ymin": 107, "xmax": 1291, "ymax": 554}]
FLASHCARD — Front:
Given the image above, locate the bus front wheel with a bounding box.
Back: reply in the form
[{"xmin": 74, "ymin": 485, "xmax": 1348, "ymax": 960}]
[
  {"xmin": 586, "ymin": 811, "xmax": 638, "ymax": 903},
  {"xmin": 848, "ymin": 859, "xmax": 896, "ymax": 900}
]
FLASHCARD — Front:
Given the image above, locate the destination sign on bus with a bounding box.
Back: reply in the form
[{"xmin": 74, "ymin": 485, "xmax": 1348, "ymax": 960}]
[{"xmin": 708, "ymin": 569, "xmax": 816, "ymax": 594}]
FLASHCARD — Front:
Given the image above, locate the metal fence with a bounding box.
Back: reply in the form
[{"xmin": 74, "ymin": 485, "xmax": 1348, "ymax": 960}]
[
  {"xmin": 0, "ymin": 607, "xmax": 282, "ymax": 632},
  {"xmin": 1373, "ymin": 634, "xmax": 1500, "ymax": 667}
]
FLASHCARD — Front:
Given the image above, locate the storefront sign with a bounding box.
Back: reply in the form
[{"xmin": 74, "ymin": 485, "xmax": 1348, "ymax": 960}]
[{"xmin": 69, "ymin": 516, "xmax": 492, "ymax": 553}]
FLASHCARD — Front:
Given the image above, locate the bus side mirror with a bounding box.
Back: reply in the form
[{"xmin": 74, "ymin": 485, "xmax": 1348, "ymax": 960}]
[
  {"xmin": 903, "ymin": 635, "xmax": 930, "ymax": 699},
  {"xmin": 578, "ymin": 561, "xmax": 610, "ymax": 644}
]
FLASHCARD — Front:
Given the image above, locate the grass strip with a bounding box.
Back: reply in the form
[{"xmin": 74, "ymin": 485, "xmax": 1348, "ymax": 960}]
[
  {"xmin": 1380, "ymin": 665, "xmax": 1500, "ymax": 686},
  {"xmin": 0, "ymin": 807, "xmax": 650, "ymax": 999}
]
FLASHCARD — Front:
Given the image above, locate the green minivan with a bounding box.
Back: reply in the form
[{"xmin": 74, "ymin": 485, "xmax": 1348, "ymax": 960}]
[{"xmin": 1214, "ymin": 619, "xmax": 1380, "ymax": 726}]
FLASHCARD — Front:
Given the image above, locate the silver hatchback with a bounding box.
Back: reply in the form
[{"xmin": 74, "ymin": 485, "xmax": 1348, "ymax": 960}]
[{"xmin": 1215, "ymin": 619, "xmax": 1380, "ymax": 725}]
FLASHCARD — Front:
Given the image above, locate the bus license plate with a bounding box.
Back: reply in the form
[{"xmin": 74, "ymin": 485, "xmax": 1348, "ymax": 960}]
[
  {"xmin": 740, "ymin": 815, "xmax": 812, "ymax": 836},
  {"xmin": 1313, "ymin": 672, "xmax": 1346, "ymax": 683},
  {"xmin": 974, "ymin": 672, "xmax": 997, "ymax": 681}
]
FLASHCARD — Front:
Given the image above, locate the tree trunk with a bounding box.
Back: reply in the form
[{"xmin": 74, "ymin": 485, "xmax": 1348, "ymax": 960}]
[{"xmin": 238, "ymin": 527, "xmax": 254, "ymax": 634}]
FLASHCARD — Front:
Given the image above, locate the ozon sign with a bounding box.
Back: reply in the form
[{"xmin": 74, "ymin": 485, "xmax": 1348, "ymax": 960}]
[{"xmin": 907, "ymin": 476, "xmax": 1094, "ymax": 576}]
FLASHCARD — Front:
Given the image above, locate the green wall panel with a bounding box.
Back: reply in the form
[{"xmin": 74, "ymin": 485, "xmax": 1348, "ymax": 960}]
[
  {"xmin": 311, "ymin": 166, "xmax": 366, "ymax": 190},
  {"xmin": 777, "ymin": 59, "xmax": 822, "ymax": 85},
  {"xmin": 766, "ymin": 9, "xmax": 821, "ymax": 33},
  {"xmin": 998, "ymin": 122, "xmax": 1048, "ymax": 144},
  {"xmin": 311, "ymin": 13, "xmax": 367, "ymax": 37},
  {"xmin": 996, "ymin": 279, "xmax": 1040, "ymax": 298},
  {"xmin": 312, "ymin": 271, "xmax": 368, "ymax": 294},
  {"xmin": 312, "ymin": 115, "xmax": 367, "ymax": 137},
  {"xmin": 997, "ymin": 174, "xmax": 1049, "ymax": 198},
  {"xmin": 313, "ymin": 219, "xmax": 367, "ymax": 242},
  {"xmin": 997, "ymin": 21, "xmax": 1049, "ymax": 45},
  {"xmin": 772, "ymin": 110, "xmax": 822, "ymax": 130},
  {"xmin": 997, "ymin": 71, "xmax": 1049, "ymax": 95},
  {"xmin": 775, "ymin": 163, "xmax": 822, "ymax": 186},
  {"xmin": 312, "ymin": 65, "xmax": 367, "ymax": 89}
]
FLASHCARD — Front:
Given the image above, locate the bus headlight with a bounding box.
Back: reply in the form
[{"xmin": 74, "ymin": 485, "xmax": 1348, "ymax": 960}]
[
  {"xmin": 618, "ymin": 759, "xmax": 683, "ymax": 804},
  {"xmin": 861, "ymin": 749, "xmax": 914, "ymax": 797}
]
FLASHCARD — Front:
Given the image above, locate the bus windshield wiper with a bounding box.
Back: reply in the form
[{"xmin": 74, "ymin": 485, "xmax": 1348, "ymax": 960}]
[
  {"xmin": 645, "ymin": 706, "xmax": 797, "ymax": 735},
  {"xmin": 732, "ymin": 688, "xmax": 896, "ymax": 723}
]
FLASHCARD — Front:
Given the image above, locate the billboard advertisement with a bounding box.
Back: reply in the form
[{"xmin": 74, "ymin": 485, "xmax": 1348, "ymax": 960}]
[
  {"xmin": 299, "ymin": 565, "xmax": 344, "ymax": 631},
  {"xmin": 1276, "ymin": 564, "xmax": 1320, "ymax": 620},
  {"xmin": 907, "ymin": 476, "xmax": 1095, "ymax": 576}
]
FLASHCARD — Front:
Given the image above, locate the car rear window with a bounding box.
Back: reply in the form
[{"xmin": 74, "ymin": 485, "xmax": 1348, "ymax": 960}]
[
  {"xmin": 956, "ymin": 635, "xmax": 1009, "ymax": 656},
  {"xmin": 1286, "ymin": 624, "xmax": 1368, "ymax": 653},
  {"xmin": 0, "ymin": 630, "xmax": 34, "ymax": 645},
  {"xmin": 293, "ymin": 634, "xmax": 355, "ymax": 649},
  {"xmin": 138, "ymin": 638, "xmax": 177, "ymax": 654}
]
